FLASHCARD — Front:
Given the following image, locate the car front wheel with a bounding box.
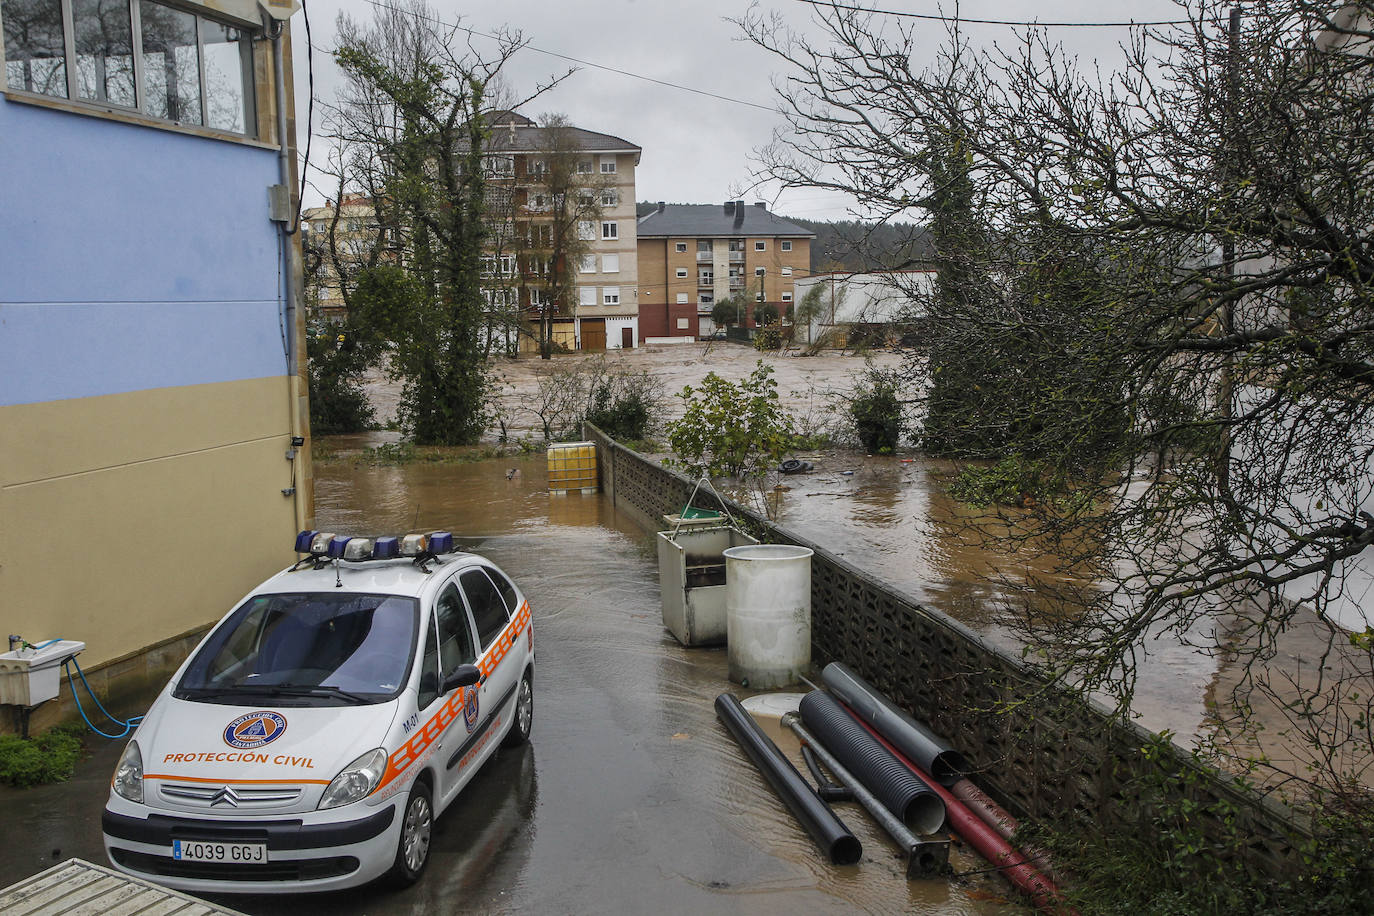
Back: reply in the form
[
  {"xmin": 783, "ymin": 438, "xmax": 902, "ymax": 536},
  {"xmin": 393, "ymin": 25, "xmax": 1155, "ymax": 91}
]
[
  {"xmin": 502, "ymin": 671, "xmax": 533, "ymax": 748},
  {"xmin": 388, "ymin": 781, "xmax": 433, "ymax": 887}
]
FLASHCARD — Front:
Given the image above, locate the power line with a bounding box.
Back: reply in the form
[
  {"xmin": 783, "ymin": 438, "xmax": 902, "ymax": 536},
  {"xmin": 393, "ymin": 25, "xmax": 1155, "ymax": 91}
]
[
  {"xmin": 791, "ymin": 0, "xmax": 1192, "ymax": 28},
  {"xmin": 361, "ymin": 0, "xmax": 778, "ymax": 113}
]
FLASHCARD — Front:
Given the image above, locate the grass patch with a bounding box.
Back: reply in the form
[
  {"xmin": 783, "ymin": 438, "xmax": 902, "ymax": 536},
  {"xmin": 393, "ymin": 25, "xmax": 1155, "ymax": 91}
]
[{"xmin": 0, "ymin": 724, "xmax": 87, "ymax": 788}]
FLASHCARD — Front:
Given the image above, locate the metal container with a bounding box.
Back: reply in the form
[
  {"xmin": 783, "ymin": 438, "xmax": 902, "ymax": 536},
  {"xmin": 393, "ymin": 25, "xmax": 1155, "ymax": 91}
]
[
  {"xmin": 657, "ymin": 525, "xmax": 758, "ymax": 646},
  {"xmin": 724, "ymin": 544, "xmax": 814, "ymax": 688}
]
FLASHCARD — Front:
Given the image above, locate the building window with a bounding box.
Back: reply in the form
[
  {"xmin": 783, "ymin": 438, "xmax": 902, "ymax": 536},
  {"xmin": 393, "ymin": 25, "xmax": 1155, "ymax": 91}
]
[
  {"xmin": 579, "ymin": 286, "xmax": 597, "ymax": 306},
  {"xmin": 529, "ymin": 192, "xmax": 549, "ymax": 210},
  {"xmin": 677, "ymin": 317, "xmax": 690, "ymax": 329},
  {"xmin": 601, "ymin": 189, "xmax": 618, "ymax": 207},
  {"xmin": 601, "ymin": 221, "xmax": 617, "ymax": 240},
  {"xmin": 754, "ymin": 240, "xmax": 767, "ymax": 251},
  {"xmin": 602, "ymin": 254, "xmax": 619, "ymax": 273},
  {"xmin": 603, "ymin": 287, "xmax": 620, "ymax": 305},
  {"xmin": 782, "ymin": 267, "xmax": 792, "ymax": 277},
  {"xmin": 782, "ymin": 292, "xmax": 793, "ymax": 302},
  {"xmin": 599, "ymin": 155, "xmax": 616, "ymax": 173},
  {"xmin": 483, "ymin": 155, "xmax": 514, "ymax": 177},
  {"xmin": 577, "ymin": 189, "xmax": 595, "ymax": 206},
  {"xmin": 579, "ymin": 254, "xmax": 596, "ymax": 273},
  {"xmin": 675, "ymin": 242, "xmax": 687, "ymax": 253},
  {"xmin": 756, "ymin": 291, "xmax": 765, "ymax": 301},
  {"xmin": 700, "ymin": 294, "xmax": 713, "ymax": 305},
  {"xmin": 499, "ymin": 255, "xmax": 514, "ymax": 276},
  {"xmin": 577, "ymin": 159, "xmax": 593, "ymax": 173},
  {"xmin": 676, "ymin": 293, "xmax": 688, "ymax": 304},
  {"xmin": 4, "ymin": 0, "xmax": 258, "ymax": 135},
  {"xmin": 675, "ymin": 267, "xmax": 688, "ymax": 278},
  {"xmin": 698, "ymin": 239, "xmax": 713, "ymax": 252},
  {"xmin": 755, "ymin": 267, "xmax": 766, "ymax": 276},
  {"xmin": 781, "ymin": 240, "xmax": 793, "ymax": 251},
  {"xmin": 577, "ymin": 221, "xmax": 595, "ymax": 241},
  {"xmin": 528, "ymin": 159, "xmax": 546, "ymax": 177}
]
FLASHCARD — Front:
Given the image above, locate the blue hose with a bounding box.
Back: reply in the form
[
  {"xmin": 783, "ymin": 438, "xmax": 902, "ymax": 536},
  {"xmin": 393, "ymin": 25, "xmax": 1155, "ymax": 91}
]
[{"xmin": 62, "ymin": 655, "xmax": 143, "ymax": 740}]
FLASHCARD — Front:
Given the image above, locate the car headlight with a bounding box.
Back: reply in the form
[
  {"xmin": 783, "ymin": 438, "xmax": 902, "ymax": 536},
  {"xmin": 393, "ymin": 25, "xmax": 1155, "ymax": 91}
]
[
  {"xmin": 319, "ymin": 748, "xmax": 389, "ymax": 810},
  {"xmin": 113, "ymin": 740, "xmax": 143, "ymax": 804}
]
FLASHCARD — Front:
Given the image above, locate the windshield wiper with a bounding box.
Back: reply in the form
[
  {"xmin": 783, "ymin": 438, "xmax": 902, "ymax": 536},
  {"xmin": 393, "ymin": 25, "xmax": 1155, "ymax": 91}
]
[
  {"xmin": 265, "ymin": 684, "xmax": 372, "ymax": 704},
  {"xmin": 178, "ymin": 683, "xmax": 371, "ymax": 704}
]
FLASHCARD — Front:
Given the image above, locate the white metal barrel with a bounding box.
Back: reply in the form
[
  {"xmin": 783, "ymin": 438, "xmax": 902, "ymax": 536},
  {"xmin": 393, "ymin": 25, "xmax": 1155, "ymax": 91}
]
[{"xmin": 724, "ymin": 544, "xmax": 814, "ymax": 688}]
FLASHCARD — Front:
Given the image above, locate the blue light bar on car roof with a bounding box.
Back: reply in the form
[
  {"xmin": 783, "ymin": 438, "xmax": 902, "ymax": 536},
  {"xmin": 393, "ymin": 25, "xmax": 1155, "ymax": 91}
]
[
  {"xmin": 429, "ymin": 531, "xmax": 454, "ymax": 554},
  {"xmin": 326, "ymin": 536, "xmax": 352, "ymax": 560},
  {"xmin": 373, "ymin": 537, "xmax": 400, "ymax": 559},
  {"xmin": 294, "ymin": 530, "xmax": 318, "ymax": 553},
  {"xmin": 310, "ymin": 532, "xmax": 337, "ymax": 556}
]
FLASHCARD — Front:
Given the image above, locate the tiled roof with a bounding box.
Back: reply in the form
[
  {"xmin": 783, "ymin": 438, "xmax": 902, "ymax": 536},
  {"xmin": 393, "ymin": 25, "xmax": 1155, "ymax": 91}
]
[
  {"xmin": 637, "ymin": 203, "xmax": 815, "ymax": 239},
  {"xmin": 484, "ymin": 114, "xmax": 640, "ymax": 156}
]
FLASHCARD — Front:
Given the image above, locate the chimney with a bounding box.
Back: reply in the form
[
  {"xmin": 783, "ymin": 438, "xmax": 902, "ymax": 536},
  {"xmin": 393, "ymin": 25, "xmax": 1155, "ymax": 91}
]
[
  {"xmin": 724, "ymin": 201, "xmax": 735, "ymax": 215},
  {"xmin": 733, "ymin": 200, "xmax": 745, "ymax": 228},
  {"xmin": 754, "ymin": 201, "xmax": 767, "ymax": 208},
  {"xmin": 658, "ymin": 201, "xmax": 665, "ymax": 213},
  {"xmin": 508, "ymin": 121, "xmax": 516, "ymax": 142}
]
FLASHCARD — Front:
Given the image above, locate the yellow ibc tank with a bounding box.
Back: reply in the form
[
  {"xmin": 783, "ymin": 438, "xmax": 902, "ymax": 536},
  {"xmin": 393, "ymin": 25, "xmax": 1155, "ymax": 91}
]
[{"xmin": 547, "ymin": 441, "xmax": 598, "ymax": 495}]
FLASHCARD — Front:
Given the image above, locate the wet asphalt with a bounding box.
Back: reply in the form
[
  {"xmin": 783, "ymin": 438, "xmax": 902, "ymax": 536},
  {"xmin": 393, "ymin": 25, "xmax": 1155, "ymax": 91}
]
[{"xmin": 0, "ymin": 455, "xmax": 1027, "ymax": 915}]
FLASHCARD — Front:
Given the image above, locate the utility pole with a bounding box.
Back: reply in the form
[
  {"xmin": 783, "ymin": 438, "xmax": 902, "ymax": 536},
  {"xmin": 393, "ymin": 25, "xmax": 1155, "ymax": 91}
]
[{"xmin": 1217, "ymin": 5, "xmax": 1241, "ymax": 497}]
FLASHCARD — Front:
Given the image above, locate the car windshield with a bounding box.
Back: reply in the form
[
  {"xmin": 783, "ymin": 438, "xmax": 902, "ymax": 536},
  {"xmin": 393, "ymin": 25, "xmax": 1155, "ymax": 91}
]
[{"xmin": 175, "ymin": 592, "xmax": 419, "ymax": 705}]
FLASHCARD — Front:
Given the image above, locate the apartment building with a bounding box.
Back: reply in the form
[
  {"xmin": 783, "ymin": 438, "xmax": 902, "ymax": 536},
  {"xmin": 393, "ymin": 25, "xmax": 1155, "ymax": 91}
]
[
  {"xmin": 301, "ymin": 194, "xmax": 384, "ymax": 319},
  {"xmin": 636, "ymin": 201, "xmax": 814, "ymax": 340},
  {"xmin": 484, "ymin": 112, "xmax": 642, "ymax": 351}
]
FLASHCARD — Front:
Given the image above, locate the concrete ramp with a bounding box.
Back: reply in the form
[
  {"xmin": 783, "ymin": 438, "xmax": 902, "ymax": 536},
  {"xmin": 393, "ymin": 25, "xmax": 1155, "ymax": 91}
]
[{"xmin": 0, "ymin": 858, "xmax": 243, "ymax": 915}]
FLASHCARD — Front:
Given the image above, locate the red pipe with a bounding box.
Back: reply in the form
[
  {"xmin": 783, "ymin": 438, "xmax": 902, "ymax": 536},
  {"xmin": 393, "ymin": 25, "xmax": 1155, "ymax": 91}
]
[
  {"xmin": 950, "ymin": 777, "xmax": 1059, "ymax": 880},
  {"xmin": 841, "ymin": 704, "xmax": 1076, "ymax": 916}
]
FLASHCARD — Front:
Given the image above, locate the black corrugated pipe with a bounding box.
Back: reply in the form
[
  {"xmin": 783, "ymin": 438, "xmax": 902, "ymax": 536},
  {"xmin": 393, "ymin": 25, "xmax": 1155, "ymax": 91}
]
[
  {"xmin": 714, "ymin": 693, "xmax": 862, "ymax": 866},
  {"xmin": 821, "ymin": 662, "xmax": 972, "ymax": 786},
  {"xmin": 798, "ymin": 691, "xmax": 946, "ymax": 835}
]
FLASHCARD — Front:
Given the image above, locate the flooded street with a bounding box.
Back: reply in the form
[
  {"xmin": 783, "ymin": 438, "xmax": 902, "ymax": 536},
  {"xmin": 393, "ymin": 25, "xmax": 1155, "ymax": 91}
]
[{"xmin": 291, "ymin": 452, "xmax": 1028, "ymax": 915}]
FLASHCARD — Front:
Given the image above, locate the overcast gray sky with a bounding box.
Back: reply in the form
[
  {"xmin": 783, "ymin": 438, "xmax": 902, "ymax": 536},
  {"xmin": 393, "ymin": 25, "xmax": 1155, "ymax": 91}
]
[{"xmin": 292, "ymin": 0, "xmax": 1189, "ymax": 221}]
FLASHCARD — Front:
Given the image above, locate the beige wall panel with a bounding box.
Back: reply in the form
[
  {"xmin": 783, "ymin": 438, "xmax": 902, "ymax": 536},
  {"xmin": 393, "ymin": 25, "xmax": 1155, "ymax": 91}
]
[
  {"xmin": 2, "ymin": 376, "xmax": 291, "ymax": 487},
  {"xmin": 3, "ymin": 436, "xmax": 298, "ymax": 668}
]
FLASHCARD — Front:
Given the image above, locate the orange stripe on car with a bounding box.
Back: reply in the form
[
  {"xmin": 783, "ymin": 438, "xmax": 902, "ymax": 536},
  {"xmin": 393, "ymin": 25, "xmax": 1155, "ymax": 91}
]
[{"xmin": 375, "ymin": 600, "xmax": 532, "ymax": 793}]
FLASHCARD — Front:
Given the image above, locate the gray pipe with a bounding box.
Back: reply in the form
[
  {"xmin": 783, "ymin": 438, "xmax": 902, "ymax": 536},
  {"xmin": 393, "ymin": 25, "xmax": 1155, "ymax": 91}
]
[
  {"xmin": 782, "ymin": 713, "xmax": 949, "ymax": 879},
  {"xmin": 714, "ymin": 693, "xmax": 862, "ymax": 866},
  {"xmin": 821, "ymin": 662, "xmax": 971, "ymax": 786}
]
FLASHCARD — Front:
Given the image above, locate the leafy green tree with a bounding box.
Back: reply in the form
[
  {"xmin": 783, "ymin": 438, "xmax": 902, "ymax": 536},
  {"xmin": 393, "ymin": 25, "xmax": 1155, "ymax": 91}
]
[
  {"xmin": 330, "ymin": 0, "xmax": 565, "ymax": 444},
  {"xmin": 712, "ymin": 295, "xmax": 745, "ymax": 329},
  {"xmin": 667, "ymin": 362, "xmax": 795, "ymax": 479}
]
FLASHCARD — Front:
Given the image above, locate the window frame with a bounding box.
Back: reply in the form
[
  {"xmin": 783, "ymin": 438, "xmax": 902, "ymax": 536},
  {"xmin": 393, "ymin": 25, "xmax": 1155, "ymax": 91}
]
[
  {"xmin": 602, "ymin": 287, "xmax": 620, "ymax": 305},
  {"xmin": 754, "ymin": 240, "xmax": 767, "ymax": 251},
  {"xmin": 1, "ymin": 0, "xmax": 262, "ymax": 140},
  {"xmin": 675, "ymin": 242, "xmax": 687, "ymax": 253},
  {"xmin": 601, "ymin": 221, "xmax": 617, "ymax": 240},
  {"xmin": 781, "ymin": 240, "xmax": 793, "ymax": 251}
]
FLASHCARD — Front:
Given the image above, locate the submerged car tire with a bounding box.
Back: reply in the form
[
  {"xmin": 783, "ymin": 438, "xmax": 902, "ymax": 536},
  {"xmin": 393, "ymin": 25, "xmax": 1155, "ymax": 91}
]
[
  {"xmin": 502, "ymin": 671, "xmax": 533, "ymax": 748},
  {"xmin": 388, "ymin": 781, "xmax": 433, "ymax": 887}
]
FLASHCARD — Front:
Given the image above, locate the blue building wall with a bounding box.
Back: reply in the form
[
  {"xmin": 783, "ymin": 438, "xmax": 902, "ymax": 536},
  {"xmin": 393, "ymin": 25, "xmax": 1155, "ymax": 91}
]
[{"xmin": 0, "ymin": 99, "xmax": 287, "ymax": 406}]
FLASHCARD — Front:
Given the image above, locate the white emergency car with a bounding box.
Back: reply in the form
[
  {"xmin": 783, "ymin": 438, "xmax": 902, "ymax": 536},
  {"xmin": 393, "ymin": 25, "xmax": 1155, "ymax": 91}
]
[{"xmin": 102, "ymin": 530, "xmax": 535, "ymax": 894}]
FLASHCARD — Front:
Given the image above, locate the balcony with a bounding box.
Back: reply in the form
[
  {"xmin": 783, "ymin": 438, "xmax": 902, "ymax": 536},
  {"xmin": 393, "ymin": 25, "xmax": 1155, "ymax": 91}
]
[
  {"xmin": 728, "ymin": 251, "xmax": 744, "ymax": 262},
  {"xmin": 698, "ymin": 274, "xmax": 713, "ymax": 287}
]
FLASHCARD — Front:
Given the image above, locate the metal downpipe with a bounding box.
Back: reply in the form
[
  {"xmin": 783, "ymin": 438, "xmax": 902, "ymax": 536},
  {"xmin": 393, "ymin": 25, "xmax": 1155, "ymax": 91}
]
[
  {"xmin": 714, "ymin": 693, "xmax": 862, "ymax": 866},
  {"xmin": 798, "ymin": 691, "xmax": 946, "ymax": 835}
]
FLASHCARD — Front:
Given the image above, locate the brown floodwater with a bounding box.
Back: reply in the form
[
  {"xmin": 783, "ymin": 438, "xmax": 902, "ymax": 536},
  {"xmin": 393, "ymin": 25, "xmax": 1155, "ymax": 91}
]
[{"xmin": 292, "ymin": 446, "xmax": 1031, "ymax": 915}]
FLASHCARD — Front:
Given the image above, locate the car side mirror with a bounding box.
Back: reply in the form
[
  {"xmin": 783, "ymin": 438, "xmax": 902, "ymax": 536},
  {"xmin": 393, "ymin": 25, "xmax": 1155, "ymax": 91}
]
[{"xmin": 441, "ymin": 664, "xmax": 482, "ymax": 694}]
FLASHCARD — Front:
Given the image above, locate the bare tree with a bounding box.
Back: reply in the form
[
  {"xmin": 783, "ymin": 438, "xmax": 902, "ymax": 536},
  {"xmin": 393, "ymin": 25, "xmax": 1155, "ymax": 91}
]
[{"xmin": 739, "ymin": 0, "xmax": 1374, "ymax": 808}]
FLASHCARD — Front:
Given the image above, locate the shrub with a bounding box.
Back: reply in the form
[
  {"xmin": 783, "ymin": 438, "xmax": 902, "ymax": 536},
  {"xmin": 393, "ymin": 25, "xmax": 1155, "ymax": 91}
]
[
  {"xmin": 847, "ymin": 366, "xmax": 905, "ymax": 452},
  {"xmin": 0, "ymin": 725, "xmax": 85, "ymax": 788},
  {"xmin": 753, "ymin": 324, "xmax": 783, "ymax": 351},
  {"xmin": 667, "ymin": 362, "xmax": 795, "ymax": 479},
  {"xmin": 586, "ymin": 370, "xmax": 659, "ymax": 441}
]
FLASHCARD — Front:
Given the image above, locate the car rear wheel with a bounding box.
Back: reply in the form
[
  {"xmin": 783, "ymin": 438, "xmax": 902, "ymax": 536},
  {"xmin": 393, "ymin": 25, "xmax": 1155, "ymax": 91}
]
[
  {"xmin": 388, "ymin": 781, "xmax": 432, "ymax": 887},
  {"xmin": 502, "ymin": 671, "xmax": 533, "ymax": 748}
]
